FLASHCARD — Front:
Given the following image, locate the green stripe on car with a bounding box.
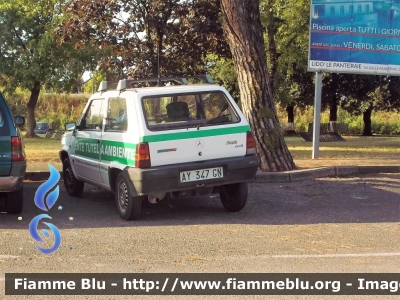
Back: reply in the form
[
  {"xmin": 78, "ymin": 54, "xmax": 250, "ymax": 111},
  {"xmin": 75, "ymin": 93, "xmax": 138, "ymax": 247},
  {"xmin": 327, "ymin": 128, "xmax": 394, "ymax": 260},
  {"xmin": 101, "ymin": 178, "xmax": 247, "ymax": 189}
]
[{"xmin": 141, "ymin": 125, "xmax": 250, "ymax": 143}]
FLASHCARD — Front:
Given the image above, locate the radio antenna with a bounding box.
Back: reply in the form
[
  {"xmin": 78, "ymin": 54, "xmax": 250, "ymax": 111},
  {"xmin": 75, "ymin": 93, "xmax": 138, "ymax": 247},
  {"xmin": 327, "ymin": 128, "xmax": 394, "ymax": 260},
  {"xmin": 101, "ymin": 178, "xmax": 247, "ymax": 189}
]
[{"xmin": 157, "ymin": 36, "xmax": 161, "ymax": 86}]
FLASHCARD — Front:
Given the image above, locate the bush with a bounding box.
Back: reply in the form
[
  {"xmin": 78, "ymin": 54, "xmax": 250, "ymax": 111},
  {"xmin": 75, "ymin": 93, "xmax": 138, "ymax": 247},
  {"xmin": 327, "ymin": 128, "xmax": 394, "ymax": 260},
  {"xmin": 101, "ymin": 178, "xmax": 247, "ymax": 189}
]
[
  {"xmin": 276, "ymin": 104, "xmax": 400, "ymax": 135},
  {"xmin": 6, "ymin": 90, "xmax": 88, "ymax": 129}
]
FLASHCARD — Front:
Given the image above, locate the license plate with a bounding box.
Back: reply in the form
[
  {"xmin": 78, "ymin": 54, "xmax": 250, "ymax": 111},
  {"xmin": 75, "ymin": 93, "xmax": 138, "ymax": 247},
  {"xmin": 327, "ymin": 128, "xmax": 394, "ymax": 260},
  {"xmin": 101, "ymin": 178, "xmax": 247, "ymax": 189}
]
[{"xmin": 180, "ymin": 167, "xmax": 223, "ymax": 183}]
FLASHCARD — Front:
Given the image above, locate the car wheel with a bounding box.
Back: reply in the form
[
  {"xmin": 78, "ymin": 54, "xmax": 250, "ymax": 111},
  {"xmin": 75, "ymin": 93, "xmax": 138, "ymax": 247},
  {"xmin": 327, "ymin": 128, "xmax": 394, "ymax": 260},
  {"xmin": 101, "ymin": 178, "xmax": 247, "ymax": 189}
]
[
  {"xmin": 219, "ymin": 182, "xmax": 248, "ymax": 212},
  {"xmin": 63, "ymin": 158, "xmax": 84, "ymax": 196},
  {"xmin": 45, "ymin": 130, "xmax": 54, "ymax": 138},
  {"xmin": 6, "ymin": 186, "xmax": 23, "ymax": 214},
  {"xmin": 115, "ymin": 172, "xmax": 144, "ymax": 220}
]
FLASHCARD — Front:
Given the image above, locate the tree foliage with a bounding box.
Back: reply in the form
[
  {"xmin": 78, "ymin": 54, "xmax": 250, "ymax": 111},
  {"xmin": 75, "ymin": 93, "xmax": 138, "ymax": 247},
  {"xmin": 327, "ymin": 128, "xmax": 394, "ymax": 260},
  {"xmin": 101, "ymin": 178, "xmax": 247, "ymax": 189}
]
[
  {"xmin": 333, "ymin": 74, "xmax": 391, "ymax": 135},
  {"xmin": 0, "ymin": 0, "xmax": 98, "ymax": 137},
  {"xmin": 83, "ymin": 70, "xmax": 106, "ymax": 94},
  {"xmin": 56, "ymin": 0, "xmax": 229, "ymax": 79},
  {"xmin": 206, "ymin": 55, "xmax": 239, "ymax": 102},
  {"xmin": 269, "ymin": 0, "xmax": 314, "ymax": 109}
]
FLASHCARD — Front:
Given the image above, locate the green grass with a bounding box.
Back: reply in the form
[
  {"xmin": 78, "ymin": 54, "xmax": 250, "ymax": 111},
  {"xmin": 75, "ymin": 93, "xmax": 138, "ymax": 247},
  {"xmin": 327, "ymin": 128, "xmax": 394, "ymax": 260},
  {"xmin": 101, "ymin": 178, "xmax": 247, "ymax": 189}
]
[
  {"xmin": 24, "ymin": 136, "xmax": 61, "ymax": 164},
  {"xmin": 285, "ymin": 136, "xmax": 400, "ymax": 168},
  {"xmin": 286, "ymin": 136, "xmax": 399, "ymax": 158}
]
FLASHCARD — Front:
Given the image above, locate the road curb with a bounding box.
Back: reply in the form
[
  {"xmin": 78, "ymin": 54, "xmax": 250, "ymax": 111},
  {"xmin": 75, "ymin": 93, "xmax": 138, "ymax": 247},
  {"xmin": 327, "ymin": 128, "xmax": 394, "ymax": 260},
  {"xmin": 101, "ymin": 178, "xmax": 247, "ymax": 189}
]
[
  {"xmin": 288, "ymin": 167, "xmax": 336, "ymax": 182},
  {"xmin": 25, "ymin": 165, "xmax": 400, "ymax": 182},
  {"xmin": 357, "ymin": 165, "xmax": 400, "ymax": 174},
  {"xmin": 333, "ymin": 166, "xmax": 359, "ymax": 177},
  {"xmin": 254, "ymin": 165, "xmax": 400, "ymax": 183}
]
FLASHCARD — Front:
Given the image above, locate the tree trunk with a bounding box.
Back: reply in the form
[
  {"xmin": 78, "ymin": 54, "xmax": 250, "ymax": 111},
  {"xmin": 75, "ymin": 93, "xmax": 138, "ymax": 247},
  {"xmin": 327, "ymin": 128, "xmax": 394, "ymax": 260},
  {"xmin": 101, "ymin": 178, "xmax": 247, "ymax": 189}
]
[
  {"xmin": 286, "ymin": 104, "xmax": 294, "ymax": 123},
  {"xmin": 329, "ymin": 98, "xmax": 337, "ymax": 132},
  {"xmin": 362, "ymin": 106, "xmax": 373, "ymax": 136},
  {"xmin": 221, "ymin": 0, "xmax": 295, "ymax": 171},
  {"xmin": 329, "ymin": 98, "xmax": 337, "ymax": 122},
  {"xmin": 25, "ymin": 81, "xmax": 41, "ymax": 138}
]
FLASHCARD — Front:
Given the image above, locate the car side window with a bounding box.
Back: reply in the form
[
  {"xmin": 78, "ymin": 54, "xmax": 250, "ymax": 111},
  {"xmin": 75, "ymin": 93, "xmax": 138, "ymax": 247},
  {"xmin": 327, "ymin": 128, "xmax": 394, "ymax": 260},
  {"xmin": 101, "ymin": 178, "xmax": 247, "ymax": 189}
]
[
  {"xmin": 105, "ymin": 98, "xmax": 128, "ymax": 131},
  {"xmin": 0, "ymin": 110, "xmax": 3, "ymax": 127},
  {"xmin": 80, "ymin": 99, "xmax": 105, "ymax": 131}
]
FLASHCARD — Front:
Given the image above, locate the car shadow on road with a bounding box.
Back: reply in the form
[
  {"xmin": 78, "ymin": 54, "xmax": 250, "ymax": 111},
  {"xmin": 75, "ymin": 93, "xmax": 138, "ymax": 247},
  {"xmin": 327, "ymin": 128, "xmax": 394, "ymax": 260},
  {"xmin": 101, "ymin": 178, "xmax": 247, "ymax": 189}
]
[{"xmin": 1, "ymin": 173, "xmax": 399, "ymax": 229}]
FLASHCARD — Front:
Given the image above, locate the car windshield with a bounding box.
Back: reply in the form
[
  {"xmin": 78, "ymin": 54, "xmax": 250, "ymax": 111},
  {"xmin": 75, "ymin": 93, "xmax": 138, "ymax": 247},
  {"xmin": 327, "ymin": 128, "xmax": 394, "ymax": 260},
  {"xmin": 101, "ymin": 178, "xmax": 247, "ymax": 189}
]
[
  {"xmin": 36, "ymin": 123, "xmax": 48, "ymax": 129},
  {"xmin": 142, "ymin": 91, "xmax": 240, "ymax": 131}
]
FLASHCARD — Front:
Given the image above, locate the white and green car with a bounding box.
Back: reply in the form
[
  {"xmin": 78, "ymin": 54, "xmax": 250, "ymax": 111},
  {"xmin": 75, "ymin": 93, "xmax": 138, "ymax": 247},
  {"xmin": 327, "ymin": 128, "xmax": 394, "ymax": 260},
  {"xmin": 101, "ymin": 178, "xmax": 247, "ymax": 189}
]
[{"xmin": 60, "ymin": 76, "xmax": 260, "ymax": 220}]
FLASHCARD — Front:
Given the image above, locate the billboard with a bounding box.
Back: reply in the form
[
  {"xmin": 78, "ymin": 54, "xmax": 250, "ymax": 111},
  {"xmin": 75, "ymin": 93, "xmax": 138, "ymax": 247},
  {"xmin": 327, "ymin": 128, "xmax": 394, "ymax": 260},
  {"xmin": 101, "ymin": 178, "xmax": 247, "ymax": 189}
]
[{"xmin": 308, "ymin": 0, "xmax": 400, "ymax": 75}]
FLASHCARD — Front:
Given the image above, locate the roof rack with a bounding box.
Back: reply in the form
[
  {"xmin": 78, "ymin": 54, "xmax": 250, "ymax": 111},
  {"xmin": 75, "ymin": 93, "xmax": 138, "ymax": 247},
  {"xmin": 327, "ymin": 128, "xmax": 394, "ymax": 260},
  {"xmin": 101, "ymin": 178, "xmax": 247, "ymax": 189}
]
[
  {"xmin": 97, "ymin": 81, "xmax": 119, "ymax": 92},
  {"xmin": 117, "ymin": 77, "xmax": 189, "ymax": 91},
  {"xmin": 97, "ymin": 74, "xmax": 214, "ymax": 93}
]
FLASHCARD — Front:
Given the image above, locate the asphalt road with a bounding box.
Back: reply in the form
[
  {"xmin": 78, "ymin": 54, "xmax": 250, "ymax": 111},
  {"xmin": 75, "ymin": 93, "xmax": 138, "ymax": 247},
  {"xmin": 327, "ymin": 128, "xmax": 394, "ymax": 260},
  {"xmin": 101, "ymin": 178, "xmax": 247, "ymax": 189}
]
[{"xmin": 0, "ymin": 173, "xmax": 399, "ymax": 299}]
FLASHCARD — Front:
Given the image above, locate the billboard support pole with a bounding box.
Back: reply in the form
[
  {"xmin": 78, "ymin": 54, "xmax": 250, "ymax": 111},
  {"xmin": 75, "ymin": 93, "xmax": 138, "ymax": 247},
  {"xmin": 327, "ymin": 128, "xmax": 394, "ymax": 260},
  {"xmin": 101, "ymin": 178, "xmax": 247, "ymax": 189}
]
[{"xmin": 312, "ymin": 71, "xmax": 323, "ymax": 159}]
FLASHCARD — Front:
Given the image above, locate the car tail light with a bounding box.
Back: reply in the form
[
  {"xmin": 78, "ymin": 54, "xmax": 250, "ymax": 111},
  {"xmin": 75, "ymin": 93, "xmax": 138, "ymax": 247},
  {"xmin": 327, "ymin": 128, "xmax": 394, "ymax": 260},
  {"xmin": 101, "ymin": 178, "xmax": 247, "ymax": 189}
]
[
  {"xmin": 246, "ymin": 131, "xmax": 256, "ymax": 155},
  {"xmin": 135, "ymin": 143, "xmax": 151, "ymax": 168},
  {"xmin": 11, "ymin": 136, "xmax": 25, "ymax": 161}
]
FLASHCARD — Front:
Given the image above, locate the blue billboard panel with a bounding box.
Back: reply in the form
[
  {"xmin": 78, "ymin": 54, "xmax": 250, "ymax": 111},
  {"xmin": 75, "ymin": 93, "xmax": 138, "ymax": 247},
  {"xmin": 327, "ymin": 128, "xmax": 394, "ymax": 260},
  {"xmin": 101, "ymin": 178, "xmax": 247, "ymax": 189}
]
[{"xmin": 309, "ymin": 0, "xmax": 400, "ymax": 75}]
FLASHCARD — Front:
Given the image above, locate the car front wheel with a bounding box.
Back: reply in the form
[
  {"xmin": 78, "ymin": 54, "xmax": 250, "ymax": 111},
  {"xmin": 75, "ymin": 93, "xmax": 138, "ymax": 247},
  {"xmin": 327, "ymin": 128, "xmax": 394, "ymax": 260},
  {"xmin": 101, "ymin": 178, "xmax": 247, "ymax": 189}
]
[
  {"xmin": 63, "ymin": 158, "xmax": 84, "ymax": 196},
  {"xmin": 219, "ymin": 182, "xmax": 248, "ymax": 212}
]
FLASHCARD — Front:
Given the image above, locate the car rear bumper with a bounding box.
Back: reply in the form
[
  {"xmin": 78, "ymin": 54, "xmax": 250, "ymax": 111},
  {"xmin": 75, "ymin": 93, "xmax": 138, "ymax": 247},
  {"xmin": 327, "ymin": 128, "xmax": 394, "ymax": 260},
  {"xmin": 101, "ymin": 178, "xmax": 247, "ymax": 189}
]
[
  {"xmin": 0, "ymin": 176, "xmax": 23, "ymax": 192},
  {"xmin": 0, "ymin": 161, "xmax": 26, "ymax": 192},
  {"xmin": 126, "ymin": 155, "xmax": 260, "ymax": 196}
]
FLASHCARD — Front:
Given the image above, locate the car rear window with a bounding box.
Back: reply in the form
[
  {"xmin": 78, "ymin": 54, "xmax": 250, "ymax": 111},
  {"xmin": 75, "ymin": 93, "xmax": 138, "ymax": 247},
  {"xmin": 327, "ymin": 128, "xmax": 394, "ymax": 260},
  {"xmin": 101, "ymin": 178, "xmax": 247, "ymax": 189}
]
[
  {"xmin": 142, "ymin": 91, "xmax": 240, "ymax": 131},
  {"xmin": 36, "ymin": 122, "xmax": 49, "ymax": 129},
  {"xmin": 0, "ymin": 95, "xmax": 10, "ymax": 135}
]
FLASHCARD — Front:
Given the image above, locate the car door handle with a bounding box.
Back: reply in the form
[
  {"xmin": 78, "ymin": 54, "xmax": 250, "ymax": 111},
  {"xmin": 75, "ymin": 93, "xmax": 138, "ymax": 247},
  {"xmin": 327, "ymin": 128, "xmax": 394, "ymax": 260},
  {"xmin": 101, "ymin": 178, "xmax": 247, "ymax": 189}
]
[{"xmin": 96, "ymin": 139, "xmax": 100, "ymax": 144}]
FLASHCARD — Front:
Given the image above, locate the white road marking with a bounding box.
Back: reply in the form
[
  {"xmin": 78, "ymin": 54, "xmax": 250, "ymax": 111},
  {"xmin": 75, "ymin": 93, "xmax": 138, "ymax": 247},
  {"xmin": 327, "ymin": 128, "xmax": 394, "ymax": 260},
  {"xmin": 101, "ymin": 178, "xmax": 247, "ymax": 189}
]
[
  {"xmin": 272, "ymin": 252, "xmax": 400, "ymax": 258},
  {"xmin": 0, "ymin": 255, "xmax": 19, "ymax": 259}
]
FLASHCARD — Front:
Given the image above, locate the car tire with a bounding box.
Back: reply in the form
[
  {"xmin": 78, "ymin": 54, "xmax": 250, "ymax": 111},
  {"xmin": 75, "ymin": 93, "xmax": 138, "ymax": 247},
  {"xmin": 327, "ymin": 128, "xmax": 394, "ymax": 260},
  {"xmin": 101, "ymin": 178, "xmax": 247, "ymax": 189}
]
[
  {"xmin": 63, "ymin": 158, "xmax": 84, "ymax": 196},
  {"xmin": 6, "ymin": 187, "xmax": 23, "ymax": 214},
  {"xmin": 115, "ymin": 172, "xmax": 144, "ymax": 220},
  {"xmin": 45, "ymin": 130, "xmax": 54, "ymax": 138},
  {"xmin": 219, "ymin": 182, "xmax": 248, "ymax": 212}
]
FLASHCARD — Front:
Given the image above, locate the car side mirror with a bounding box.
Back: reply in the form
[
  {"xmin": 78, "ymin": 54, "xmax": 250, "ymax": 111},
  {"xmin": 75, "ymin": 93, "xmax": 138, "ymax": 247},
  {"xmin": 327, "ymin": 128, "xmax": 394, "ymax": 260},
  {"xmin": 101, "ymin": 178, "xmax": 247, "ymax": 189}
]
[
  {"xmin": 65, "ymin": 123, "xmax": 76, "ymax": 131},
  {"xmin": 14, "ymin": 116, "xmax": 25, "ymax": 125}
]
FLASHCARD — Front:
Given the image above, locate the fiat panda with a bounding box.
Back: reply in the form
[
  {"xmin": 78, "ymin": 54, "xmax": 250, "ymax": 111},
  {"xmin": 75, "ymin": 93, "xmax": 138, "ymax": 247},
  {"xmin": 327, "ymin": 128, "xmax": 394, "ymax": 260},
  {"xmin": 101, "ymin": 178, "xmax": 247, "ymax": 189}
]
[{"xmin": 60, "ymin": 76, "xmax": 260, "ymax": 220}]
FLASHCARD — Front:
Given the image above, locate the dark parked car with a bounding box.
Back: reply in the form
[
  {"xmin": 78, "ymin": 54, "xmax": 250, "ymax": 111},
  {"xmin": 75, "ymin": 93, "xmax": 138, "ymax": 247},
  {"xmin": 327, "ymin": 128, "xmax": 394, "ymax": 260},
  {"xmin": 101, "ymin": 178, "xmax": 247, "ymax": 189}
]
[
  {"xmin": 34, "ymin": 121, "xmax": 51, "ymax": 134},
  {"xmin": 0, "ymin": 92, "xmax": 26, "ymax": 213}
]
